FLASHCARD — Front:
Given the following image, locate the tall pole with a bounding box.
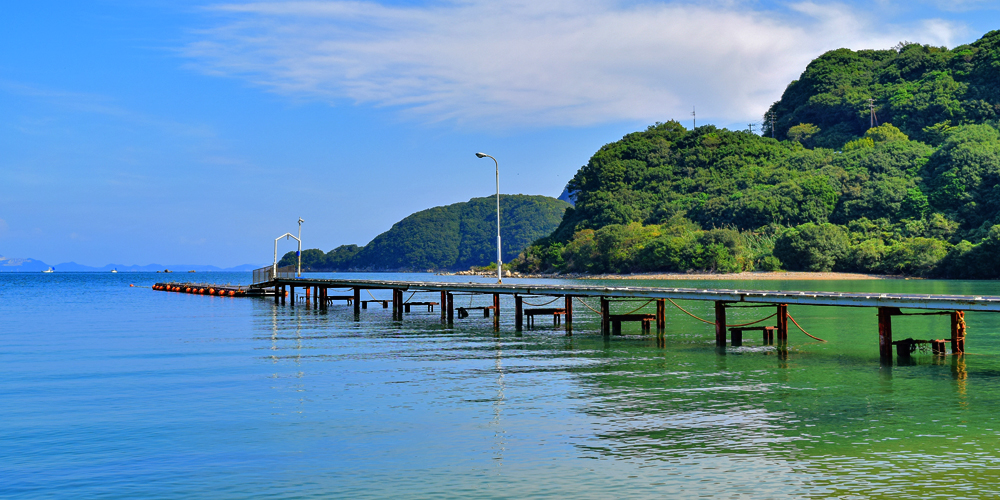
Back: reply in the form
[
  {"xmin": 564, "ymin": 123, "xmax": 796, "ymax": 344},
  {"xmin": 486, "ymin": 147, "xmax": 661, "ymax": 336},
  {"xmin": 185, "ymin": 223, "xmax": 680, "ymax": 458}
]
[
  {"xmin": 297, "ymin": 218, "xmax": 304, "ymax": 277},
  {"xmin": 476, "ymin": 153, "xmax": 502, "ymax": 283}
]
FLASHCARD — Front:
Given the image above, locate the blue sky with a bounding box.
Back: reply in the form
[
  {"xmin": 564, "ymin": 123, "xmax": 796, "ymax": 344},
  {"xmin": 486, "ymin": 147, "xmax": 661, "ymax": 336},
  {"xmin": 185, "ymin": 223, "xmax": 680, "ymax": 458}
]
[{"xmin": 2, "ymin": 0, "xmax": 998, "ymax": 267}]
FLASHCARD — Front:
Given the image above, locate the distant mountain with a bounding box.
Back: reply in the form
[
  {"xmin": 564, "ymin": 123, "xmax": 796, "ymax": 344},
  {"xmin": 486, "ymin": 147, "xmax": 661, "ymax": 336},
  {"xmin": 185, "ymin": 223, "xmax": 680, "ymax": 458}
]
[
  {"xmin": 279, "ymin": 194, "xmax": 571, "ymax": 271},
  {"xmin": 0, "ymin": 256, "xmax": 50, "ymax": 272},
  {"xmin": 0, "ymin": 256, "xmax": 262, "ymax": 272}
]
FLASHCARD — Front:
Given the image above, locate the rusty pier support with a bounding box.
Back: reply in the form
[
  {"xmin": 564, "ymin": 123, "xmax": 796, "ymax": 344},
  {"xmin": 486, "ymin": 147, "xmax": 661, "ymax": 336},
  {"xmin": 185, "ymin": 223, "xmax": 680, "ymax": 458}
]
[
  {"xmin": 952, "ymin": 311, "xmax": 966, "ymax": 355},
  {"xmin": 515, "ymin": 295, "xmax": 523, "ymax": 331},
  {"xmin": 776, "ymin": 304, "xmax": 788, "ymax": 345},
  {"xmin": 715, "ymin": 301, "xmax": 727, "ymax": 347},
  {"xmin": 878, "ymin": 307, "xmax": 893, "ymax": 362},
  {"xmin": 353, "ymin": 287, "xmax": 361, "ymax": 316},
  {"xmin": 600, "ymin": 297, "xmax": 610, "ymax": 335},
  {"xmin": 493, "ymin": 293, "xmax": 501, "ymax": 331},
  {"xmin": 565, "ymin": 295, "xmax": 573, "ymax": 334},
  {"xmin": 446, "ymin": 292, "xmax": 454, "ymax": 325}
]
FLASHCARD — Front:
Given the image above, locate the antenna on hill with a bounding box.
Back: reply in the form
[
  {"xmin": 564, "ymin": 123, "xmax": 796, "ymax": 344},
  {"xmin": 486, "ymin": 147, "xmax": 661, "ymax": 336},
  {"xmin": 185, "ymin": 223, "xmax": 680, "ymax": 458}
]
[
  {"xmin": 869, "ymin": 98, "xmax": 879, "ymax": 129},
  {"xmin": 692, "ymin": 106, "xmax": 696, "ymax": 129}
]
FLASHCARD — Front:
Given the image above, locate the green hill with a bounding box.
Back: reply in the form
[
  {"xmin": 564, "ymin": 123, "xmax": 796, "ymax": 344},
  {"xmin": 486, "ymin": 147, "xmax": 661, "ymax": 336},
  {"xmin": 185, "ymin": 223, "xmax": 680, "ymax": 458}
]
[
  {"xmin": 280, "ymin": 195, "xmax": 570, "ymax": 271},
  {"xmin": 514, "ymin": 30, "xmax": 1000, "ymax": 279}
]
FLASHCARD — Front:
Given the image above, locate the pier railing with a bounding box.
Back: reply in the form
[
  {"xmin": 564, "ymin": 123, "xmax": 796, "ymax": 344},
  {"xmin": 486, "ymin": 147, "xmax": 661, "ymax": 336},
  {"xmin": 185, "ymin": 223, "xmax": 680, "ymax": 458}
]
[{"xmin": 252, "ymin": 265, "xmax": 298, "ymax": 286}]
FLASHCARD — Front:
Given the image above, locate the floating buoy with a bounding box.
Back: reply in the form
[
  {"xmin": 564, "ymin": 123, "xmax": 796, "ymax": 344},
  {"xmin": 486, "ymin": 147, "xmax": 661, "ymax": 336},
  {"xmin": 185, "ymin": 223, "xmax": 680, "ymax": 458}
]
[{"xmin": 130, "ymin": 284, "xmax": 135, "ymax": 287}]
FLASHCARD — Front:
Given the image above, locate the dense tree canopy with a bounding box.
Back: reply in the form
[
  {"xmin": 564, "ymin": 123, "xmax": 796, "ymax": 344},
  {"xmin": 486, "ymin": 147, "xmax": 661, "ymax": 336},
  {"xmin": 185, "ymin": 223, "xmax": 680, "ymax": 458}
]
[{"xmin": 513, "ymin": 29, "xmax": 1000, "ymax": 280}]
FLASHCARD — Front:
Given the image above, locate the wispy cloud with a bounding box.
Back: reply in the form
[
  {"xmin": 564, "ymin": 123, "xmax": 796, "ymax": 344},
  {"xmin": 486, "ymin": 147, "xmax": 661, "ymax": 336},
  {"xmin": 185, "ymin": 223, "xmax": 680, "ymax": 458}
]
[{"xmin": 183, "ymin": 0, "xmax": 965, "ymax": 127}]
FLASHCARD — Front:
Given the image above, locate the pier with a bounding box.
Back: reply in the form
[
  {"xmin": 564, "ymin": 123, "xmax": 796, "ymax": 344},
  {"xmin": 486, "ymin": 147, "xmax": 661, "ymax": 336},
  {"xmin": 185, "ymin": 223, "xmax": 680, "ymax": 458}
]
[{"xmin": 225, "ymin": 265, "xmax": 1000, "ymax": 363}]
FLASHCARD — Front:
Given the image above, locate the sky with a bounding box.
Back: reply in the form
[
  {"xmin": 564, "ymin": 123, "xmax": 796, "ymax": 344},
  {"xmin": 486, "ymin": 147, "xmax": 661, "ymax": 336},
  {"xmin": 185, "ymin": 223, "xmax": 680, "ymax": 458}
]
[{"xmin": 2, "ymin": 0, "xmax": 998, "ymax": 267}]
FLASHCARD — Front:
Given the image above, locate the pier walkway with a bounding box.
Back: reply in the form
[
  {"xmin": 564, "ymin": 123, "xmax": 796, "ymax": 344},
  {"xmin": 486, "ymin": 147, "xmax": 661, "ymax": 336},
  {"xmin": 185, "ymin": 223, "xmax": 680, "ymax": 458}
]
[{"xmin": 243, "ymin": 268, "xmax": 1000, "ymax": 363}]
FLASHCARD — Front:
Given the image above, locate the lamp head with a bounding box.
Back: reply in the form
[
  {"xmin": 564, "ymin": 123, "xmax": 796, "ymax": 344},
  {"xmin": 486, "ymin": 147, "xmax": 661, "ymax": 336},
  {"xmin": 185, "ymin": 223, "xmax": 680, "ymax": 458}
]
[
  {"xmin": 298, "ymin": 218, "xmax": 304, "ymax": 224},
  {"xmin": 475, "ymin": 152, "xmax": 488, "ymax": 158}
]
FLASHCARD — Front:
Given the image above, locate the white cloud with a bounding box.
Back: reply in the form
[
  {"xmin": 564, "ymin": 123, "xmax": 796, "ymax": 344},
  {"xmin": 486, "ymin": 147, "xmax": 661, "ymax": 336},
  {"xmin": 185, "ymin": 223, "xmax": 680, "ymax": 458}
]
[{"xmin": 184, "ymin": 0, "xmax": 965, "ymax": 128}]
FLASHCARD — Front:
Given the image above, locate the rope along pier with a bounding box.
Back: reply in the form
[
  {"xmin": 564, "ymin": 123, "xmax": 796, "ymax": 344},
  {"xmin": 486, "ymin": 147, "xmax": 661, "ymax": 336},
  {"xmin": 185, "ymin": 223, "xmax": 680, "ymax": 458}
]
[{"xmin": 243, "ymin": 275, "xmax": 1000, "ymax": 363}]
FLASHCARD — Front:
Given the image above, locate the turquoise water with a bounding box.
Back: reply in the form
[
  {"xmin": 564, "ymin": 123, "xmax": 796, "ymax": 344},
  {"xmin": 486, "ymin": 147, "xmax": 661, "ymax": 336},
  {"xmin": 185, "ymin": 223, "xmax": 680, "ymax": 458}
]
[{"xmin": 4, "ymin": 272, "xmax": 1000, "ymax": 498}]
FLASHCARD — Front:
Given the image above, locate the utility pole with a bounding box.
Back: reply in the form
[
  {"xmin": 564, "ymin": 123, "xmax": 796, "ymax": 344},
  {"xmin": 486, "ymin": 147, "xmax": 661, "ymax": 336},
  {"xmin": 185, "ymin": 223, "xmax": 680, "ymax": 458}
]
[
  {"xmin": 692, "ymin": 106, "xmax": 696, "ymax": 129},
  {"xmin": 769, "ymin": 112, "xmax": 775, "ymax": 138},
  {"xmin": 748, "ymin": 123, "xmax": 755, "ymax": 134}
]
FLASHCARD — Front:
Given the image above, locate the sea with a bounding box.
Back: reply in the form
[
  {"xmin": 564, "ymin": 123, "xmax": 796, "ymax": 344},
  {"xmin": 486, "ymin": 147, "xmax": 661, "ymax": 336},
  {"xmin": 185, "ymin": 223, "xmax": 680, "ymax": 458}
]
[{"xmin": 4, "ymin": 272, "xmax": 1000, "ymax": 499}]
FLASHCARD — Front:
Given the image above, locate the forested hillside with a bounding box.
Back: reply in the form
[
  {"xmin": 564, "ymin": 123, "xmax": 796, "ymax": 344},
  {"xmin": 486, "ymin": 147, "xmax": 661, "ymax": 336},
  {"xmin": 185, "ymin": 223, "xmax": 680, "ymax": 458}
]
[
  {"xmin": 280, "ymin": 195, "xmax": 569, "ymax": 271},
  {"xmin": 514, "ymin": 30, "xmax": 1000, "ymax": 278}
]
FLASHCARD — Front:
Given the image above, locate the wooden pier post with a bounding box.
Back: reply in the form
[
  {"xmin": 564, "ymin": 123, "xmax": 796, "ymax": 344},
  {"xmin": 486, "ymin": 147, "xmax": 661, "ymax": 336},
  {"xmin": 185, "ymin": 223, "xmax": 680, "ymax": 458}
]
[
  {"xmin": 601, "ymin": 297, "xmax": 610, "ymax": 335},
  {"xmin": 878, "ymin": 307, "xmax": 893, "ymax": 362},
  {"xmin": 493, "ymin": 293, "xmax": 500, "ymax": 330},
  {"xmin": 305, "ymin": 286, "xmax": 311, "ymax": 308},
  {"xmin": 565, "ymin": 295, "xmax": 573, "ymax": 334},
  {"xmin": 515, "ymin": 295, "xmax": 523, "ymax": 331},
  {"xmin": 320, "ymin": 286, "xmax": 327, "ymax": 310},
  {"xmin": 656, "ymin": 299, "xmax": 665, "ymax": 333},
  {"xmin": 715, "ymin": 301, "xmax": 727, "ymax": 347},
  {"xmin": 353, "ymin": 287, "xmax": 361, "ymax": 316},
  {"xmin": 440, "ymin": 291, "xmax": 447, "ymax": 322},
  {"xmin": 776, "ymin": 304, "xmax": 788, "ymax": 345},
  {"xmin": 289, "ymin": 285, "xmax": 295, "ymax": 307},
  {"xmin": 952, "ymin": 311, "xmax": 966, "ymax": 354},
  {"xmin": 447, "ymin": 292, "xmax": 454, "ymax": 324}
]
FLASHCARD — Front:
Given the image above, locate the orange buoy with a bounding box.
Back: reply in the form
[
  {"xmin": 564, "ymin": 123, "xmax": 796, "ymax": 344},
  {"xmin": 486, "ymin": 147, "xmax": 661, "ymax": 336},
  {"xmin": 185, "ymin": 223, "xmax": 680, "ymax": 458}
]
[{"xmin": 208, "ymin": 288, "xmax": 215, "ymax": 295}]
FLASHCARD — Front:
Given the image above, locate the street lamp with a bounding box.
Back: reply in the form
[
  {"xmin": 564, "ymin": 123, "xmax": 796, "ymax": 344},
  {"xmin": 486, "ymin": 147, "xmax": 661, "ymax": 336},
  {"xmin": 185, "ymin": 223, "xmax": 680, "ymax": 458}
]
[
  {"xmin": 297, "ymin": 218, "xmax": 304, "ymax": 277},
  {"xmin": 476, "ymin": 152, "xmax": 502, "ymax": 283}
]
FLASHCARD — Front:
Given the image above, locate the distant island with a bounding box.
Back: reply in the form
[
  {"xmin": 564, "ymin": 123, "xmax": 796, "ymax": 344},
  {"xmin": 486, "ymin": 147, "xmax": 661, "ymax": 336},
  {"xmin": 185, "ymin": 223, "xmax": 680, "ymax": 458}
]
[
  {"xmin": 279, "ymin": 194, "xmax": 569, "ymax": 271},
  {"xmin": 509, "ymin": 30, "xmax": 1000, "ymax": 279},
  {"xmin": 0, "ymin": 257, "xmax": 262, "ymax": 273}
]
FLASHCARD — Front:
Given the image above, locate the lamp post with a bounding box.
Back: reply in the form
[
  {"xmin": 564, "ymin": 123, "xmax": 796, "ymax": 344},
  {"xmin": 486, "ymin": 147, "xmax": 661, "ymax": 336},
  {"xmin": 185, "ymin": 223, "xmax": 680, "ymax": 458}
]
[
  {"xmin": 476, "ymin": 152, "xmax": 502, "ymax": 283},
  {"xmin": 297, "ymin": 218, "xmax": 304, "ymax": 277}
]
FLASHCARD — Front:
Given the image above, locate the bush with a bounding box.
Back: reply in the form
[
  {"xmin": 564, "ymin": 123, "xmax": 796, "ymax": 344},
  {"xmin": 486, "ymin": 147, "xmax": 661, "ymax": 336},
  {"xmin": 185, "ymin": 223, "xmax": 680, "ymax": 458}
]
[
  {"xmin": 772, "ymin": 223, "xmax": 849, "ymax": 271},
  {"xmin": 881, "ymin": 237, "xmax": 949, "ymax": 276}
]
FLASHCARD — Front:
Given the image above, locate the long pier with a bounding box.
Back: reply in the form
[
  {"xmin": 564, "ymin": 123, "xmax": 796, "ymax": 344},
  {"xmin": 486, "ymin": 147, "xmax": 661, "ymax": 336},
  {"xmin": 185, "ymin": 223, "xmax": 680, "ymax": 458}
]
[{"xmin": 250, "ymin": 274, "xmax": 1000, "ymax": 362}]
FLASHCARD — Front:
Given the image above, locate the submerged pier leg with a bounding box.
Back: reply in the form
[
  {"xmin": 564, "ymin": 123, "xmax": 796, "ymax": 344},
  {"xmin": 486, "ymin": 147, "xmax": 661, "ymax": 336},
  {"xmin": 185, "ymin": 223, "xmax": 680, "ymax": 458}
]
[
  {"xmin": 656, "ymin": 299, "xmax": 665, "ymax": 334},
  {"xmin": 305, "ymin": 286, "xmax": 311, "ymax": 309},
  {"xmin": 447, "ymin": 292, "xmax": 454, "ymax": 325},
  {"xmin": 353, "ymin": 287, "xmax": 361, "ymax": 316},
  {"xmin": 493, "ymin": 293, "xmax": 500, "ymax": 331},
  {"xmin": 715, "ymin": 301, "xmax": 727, "ymax": 347},
  {"xmin": 320, "ymin": 286, "xmax": 327, "ymax": 310},
  {"xmin": 601, "ymin": 297, "xmax": 610, "ymax": 335},
  {"xmin": 878, "ymin": 307, "xmax": 893, "ymax": 362},
  {"xmin": 440, "ymin": 291, "xmax": 447, "ymax": 322},
  {"xmin": 952, "ymin": 311, "xmax": 966, "ymax": 354},
  {"xmin": 776, "ymin": 304, "xmax": 788, "ymax": 345},
  {"xmin": 515, "ymin": 295, "xmax": 523, "ymax": 331}
]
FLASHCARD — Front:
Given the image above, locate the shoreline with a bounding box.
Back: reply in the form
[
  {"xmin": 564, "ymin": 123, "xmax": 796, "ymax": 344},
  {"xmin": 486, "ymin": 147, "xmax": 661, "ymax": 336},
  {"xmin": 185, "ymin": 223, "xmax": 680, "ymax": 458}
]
[{"xmin": 444, "ymin": 270, "xmax": 909, "ymax": 280}]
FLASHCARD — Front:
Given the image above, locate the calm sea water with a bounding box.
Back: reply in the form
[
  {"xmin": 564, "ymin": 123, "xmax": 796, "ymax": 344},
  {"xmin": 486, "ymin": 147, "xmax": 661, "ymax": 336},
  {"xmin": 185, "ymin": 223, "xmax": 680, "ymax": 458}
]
[{"xmin": 4, "ymin": 272, "xmax": 1000, "ymax": 499}]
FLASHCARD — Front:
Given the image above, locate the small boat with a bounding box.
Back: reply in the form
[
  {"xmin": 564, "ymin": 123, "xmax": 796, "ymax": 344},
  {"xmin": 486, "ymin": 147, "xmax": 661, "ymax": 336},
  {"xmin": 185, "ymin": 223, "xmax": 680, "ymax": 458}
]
[
  {"xmin": 42, "ymin": 267, "xmax": 54, "ymax": 273},
  {"xmin": 111, "ymin": 268, "xmax": 118, "ymax": 273}
]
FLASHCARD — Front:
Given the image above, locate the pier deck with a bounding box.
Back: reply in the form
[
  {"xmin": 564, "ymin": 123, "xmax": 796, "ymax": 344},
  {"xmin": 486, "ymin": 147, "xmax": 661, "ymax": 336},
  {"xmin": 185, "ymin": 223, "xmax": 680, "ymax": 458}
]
[{"xmin": 150, "ymin": 268, "xmax": 1000, "ymax": 363}]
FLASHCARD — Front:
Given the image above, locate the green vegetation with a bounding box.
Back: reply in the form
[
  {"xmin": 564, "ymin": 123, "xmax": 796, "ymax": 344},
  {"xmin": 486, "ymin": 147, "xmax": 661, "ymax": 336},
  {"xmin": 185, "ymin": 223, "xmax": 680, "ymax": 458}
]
[
  {"xmin": 279, "ymin": 195, "xmax": 569, "ymax": 271},
  {"xmin": 512, "ymin": 31, "xmax": 1000, "ymax": 278}
]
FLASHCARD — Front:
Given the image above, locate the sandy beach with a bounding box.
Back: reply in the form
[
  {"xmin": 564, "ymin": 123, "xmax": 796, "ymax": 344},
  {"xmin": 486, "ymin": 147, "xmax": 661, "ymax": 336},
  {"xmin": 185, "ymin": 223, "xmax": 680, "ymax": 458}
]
[{"xmin": 578, "ymin": 271, "xmax": 906, "ymax": 280}]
